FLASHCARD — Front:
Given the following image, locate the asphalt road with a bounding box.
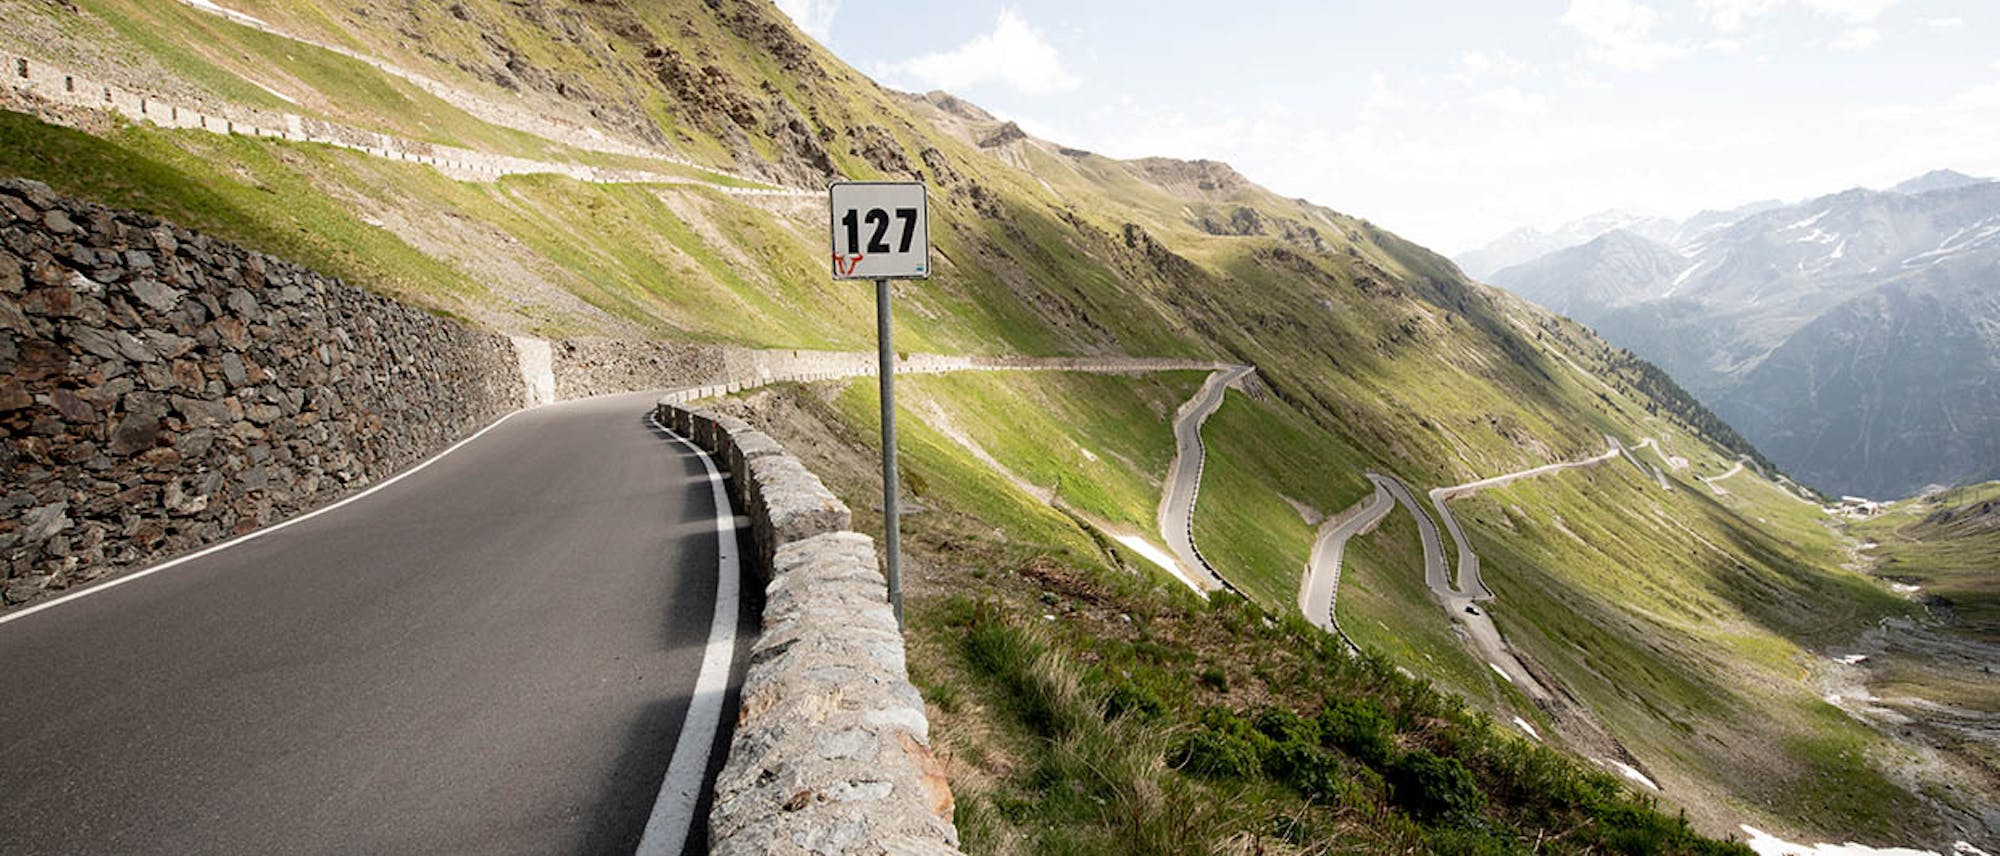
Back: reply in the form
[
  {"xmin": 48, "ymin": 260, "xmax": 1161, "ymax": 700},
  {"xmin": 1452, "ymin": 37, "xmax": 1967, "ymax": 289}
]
[
  {"xmin": 1298, "ymin": 477, "xmax": 1391, "ymax": 632},
  {"xmin": 0, "ymin": 391, "xmax": 752, "ymax": 856},
  {"xmin": 1370, "ymin": 472, "xmax": 1549, "ymax": 700},
  {"xmin": 1158, "ymin": 365, "xmax": 1253, "ymax": 592},
  {"xmin": 1376, "ymin": 473, "xmax": 1452, "ymax": 597}
]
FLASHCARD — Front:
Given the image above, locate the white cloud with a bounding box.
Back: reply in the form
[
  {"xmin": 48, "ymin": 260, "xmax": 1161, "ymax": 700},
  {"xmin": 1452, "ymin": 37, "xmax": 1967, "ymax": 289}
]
[
  {"xmin": 1697, "ymin": 0, "xmax": 1902, "ymax": 31},
  {"xmin": 772, "ymin": 0, "xmax": 838, "ymax": 43},
  {"xmin": 1800, "ymin": 0, "xmax": 1901, "ymax": 23},
  {"xmin": 1458, "ymin": 51, "xmax": 1535, "ymax": 81},
  {"xmin": 1698, "ymin": 0, "xmax": 1786, "ymax": 32},
  {"xmin": 1827, "ymin": 27, "xmax": 1882, "ymax": 50},
  {"xmin": 877, "ymin": 9, "xmax": 1080, "ymax": 96},
  {"xmin": 1561, "ymin": 0, "xmax": 1692, "ymax": 70},
  {"xmin": 1923, "ymin": 17, "xmax": 1965, "ymax": 29},
  {"xmin": 1474, "ymin": 86, "xmax": 1552, "ymax": 117},
  {"xmin": 1362, "ymin": 72, "xmax": 1408, "ymax": 117}
]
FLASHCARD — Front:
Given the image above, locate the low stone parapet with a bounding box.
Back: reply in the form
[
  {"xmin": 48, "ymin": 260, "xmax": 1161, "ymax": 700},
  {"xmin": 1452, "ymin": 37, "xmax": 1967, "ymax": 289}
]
[{"xmin": 654, "ymin": 398, "xmax": 961, "ymax": 855}]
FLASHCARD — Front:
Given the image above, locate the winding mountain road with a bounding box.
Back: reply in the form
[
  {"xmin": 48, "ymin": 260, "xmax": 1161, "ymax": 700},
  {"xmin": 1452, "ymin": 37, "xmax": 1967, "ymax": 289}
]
[
  {"xmin": 1158, "ymin": 365, "xmax": 1254, "ymax": 593},
  {"xmin": 1305, "ymin": 438, "xmax": 1669, "ymax": 711},
  {"xmin": 0, "ymin": 392, "xmax": 748, "ymax": 856},
  {"xmin": 1298, "ymin": 477, "xmax": 1392, "ymax": 635},
  {"xmin": 1429, "ymin": 442, "xmax": 1623, "ymax": 600},
  {"xmin": 1376, "ymin": 473, "xmax": 1453, "ymax": 596},
  {"xmin": 1702, "ymin": 460, "xmax": 1748, "ymax": 495}
]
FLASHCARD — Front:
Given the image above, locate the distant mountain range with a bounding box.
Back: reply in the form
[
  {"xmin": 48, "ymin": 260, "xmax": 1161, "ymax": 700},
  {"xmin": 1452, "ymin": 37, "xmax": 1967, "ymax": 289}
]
[{"xmin": 1470, "ymin": 170, "xmax": 2000, "ymax": 498}]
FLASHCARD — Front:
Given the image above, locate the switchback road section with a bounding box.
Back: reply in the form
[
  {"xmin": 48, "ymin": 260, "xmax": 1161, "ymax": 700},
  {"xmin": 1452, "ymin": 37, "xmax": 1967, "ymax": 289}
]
[{"xmin": 0, "ymin": 391, "xmax": 753, "ymax": 856}]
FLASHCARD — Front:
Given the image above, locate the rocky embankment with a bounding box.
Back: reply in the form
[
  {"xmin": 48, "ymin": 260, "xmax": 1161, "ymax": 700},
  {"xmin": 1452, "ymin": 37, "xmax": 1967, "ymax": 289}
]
[{"xmin": 0, "ymin": 179, "xmax": 525, "ymax": 605}]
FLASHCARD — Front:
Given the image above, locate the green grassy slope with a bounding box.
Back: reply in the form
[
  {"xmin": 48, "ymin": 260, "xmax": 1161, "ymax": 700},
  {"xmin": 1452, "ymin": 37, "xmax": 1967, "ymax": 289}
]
[
  {"xmin": 1451, "ymin": 459, "xmax": 1928, "ymax": 840},
  {"xmin": 719, "ymin": 380, "xmax": 1747, "ymax": 855},
  {"xmin": 1192, "ymin": 390, "xmax": 1372, "ymax": 607},
  {"xmin": 899, "ymin": 371, "xmax": 1206, "ymax": 535},
  {"xmin": 1854, "ymin": 483, "xmax": 2000, "ymax": 642},
  {"xmin": 0, "ymin": 0, "xmax": 1969, "ymax": 845}
]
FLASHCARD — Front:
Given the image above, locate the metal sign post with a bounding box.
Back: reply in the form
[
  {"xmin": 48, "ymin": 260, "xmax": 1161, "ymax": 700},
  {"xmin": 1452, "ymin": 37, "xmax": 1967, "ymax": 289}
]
[
  {"xmin": 875, "ymin": 276, "xmax": 901, "ymax": 628},
  {"xmin": 829, "ymin": 181, "xmax": 930, "ymax": 629}
]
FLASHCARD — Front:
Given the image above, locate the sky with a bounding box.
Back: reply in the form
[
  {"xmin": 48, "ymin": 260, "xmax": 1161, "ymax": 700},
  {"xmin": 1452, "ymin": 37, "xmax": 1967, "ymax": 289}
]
[{"xmin": 772, "ymin": 0, "xmax": 2000, "ymax": 254}]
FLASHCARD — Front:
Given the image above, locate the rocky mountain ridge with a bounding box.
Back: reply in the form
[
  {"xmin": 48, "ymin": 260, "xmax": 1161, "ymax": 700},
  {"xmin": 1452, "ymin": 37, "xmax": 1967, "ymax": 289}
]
[{"xmin": 1486, "ymin": 172, "xmax": 2000, "ymax": 497}]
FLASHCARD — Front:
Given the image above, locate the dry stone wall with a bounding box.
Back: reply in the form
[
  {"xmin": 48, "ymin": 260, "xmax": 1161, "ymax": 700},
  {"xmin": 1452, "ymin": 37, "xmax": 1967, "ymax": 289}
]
[
  {"xmin": 658, "ymin": 399, "xmax": 961, "ymax": 855},
  {"xmin": 0, "ymin": 179, "xmax": 525, "ymax": 604},
  {"xmin": 2, "ymin": 52, "xmax": 812, "ymax": 197},
  {"xmin": 557, "ymin": 336, "xmax": 1227, "ymax": 402}
]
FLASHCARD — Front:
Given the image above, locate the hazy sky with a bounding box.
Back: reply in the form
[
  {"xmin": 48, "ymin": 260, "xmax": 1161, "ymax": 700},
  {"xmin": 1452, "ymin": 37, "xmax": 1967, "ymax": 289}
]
[{"xmin": 774, "ymin": 0, "xmax": 1998, "ymax": 254}]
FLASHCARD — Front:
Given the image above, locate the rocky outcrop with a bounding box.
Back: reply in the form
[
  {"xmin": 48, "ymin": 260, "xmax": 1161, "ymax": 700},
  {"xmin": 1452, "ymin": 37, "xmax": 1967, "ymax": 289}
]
[
  {"xmin": 977, "ymin": 121, "xmax": 1026, "ymax": 149},
  {"xmin": 656, "ymin": 396, "xmax": 960, "ymax": 855},
  {"xmin": 1131, "ymin": 157, "xmax": 1247, "ymax": 199},
  {"xmin": 0, "ymin": 179, "xmax": 524, "ymax": 604}
]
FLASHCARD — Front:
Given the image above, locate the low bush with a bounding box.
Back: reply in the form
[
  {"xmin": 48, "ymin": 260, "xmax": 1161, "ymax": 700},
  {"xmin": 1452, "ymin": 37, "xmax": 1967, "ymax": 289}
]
[
  {"xmin": 1319, "ymin": 696, "xmax": 1397, "ymax": 766},
  {"xmin": 1387, "ymin": 749, "xmax": 1484, "ymax": 826}
]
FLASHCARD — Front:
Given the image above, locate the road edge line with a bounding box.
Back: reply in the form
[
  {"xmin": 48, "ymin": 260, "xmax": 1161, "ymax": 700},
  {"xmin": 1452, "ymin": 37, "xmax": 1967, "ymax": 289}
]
[
  {"xmin": 0, "ymin": 405, "xmax": 539, "ymax": 628},
  {"xmin": 635, "ymin": 412, "xmax": 742, "ymax": 856}
]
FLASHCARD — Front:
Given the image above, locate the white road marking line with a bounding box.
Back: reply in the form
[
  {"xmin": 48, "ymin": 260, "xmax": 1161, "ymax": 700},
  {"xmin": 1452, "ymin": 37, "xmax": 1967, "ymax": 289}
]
[
  {"xmin": 636, "ymin": 412, "xmax": 741, "ymax": 856},
  {"xmin": 0, "ymin": 406, "xmax": 536, "ymax": 628}
]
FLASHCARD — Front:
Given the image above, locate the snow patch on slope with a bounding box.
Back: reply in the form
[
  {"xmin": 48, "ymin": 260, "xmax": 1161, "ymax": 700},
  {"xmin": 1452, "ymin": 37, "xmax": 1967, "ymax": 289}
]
[{"xmin": 1739, "ymin": 825, "xmax": 1989, "ymax": 856}]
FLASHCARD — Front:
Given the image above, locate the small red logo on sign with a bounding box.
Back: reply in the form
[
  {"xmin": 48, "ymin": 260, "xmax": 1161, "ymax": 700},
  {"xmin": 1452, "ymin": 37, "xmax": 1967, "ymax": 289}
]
[{"xmin": 833, "ymin": 253, "xmax": 865, "ymax": 277}]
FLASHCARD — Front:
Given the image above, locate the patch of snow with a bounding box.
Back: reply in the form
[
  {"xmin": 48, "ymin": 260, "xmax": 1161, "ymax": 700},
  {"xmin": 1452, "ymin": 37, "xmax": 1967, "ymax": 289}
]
[
  {"xmin": 1112, "ymin": 534, "xmax": 1181, "ymax": 579},
  {"xmin": 1954, "ymin": 843, "xmax": 1992, "ymax": 856},
  {"xmin": 1797, "ymin": 227, "xmax": 1839, "ymax": 244},
  {"xmin": 1488, "ymin": 662, "xmax": 1513, "ymax": 683},
  {"xmin": 247, "ymin": 78, "xmax": 298, "ymax": 106},
  {"xmin": 1935, "ymin": 225, "xmax": 1973, "ymax": 251},
  {"xmin": 1668, "ymin": 261, "xmax": 1703, "ymax": 294},
  {"xmin": 181, "ymin": 0, "xmax": 273, "ymax": 29},
  {"xmin": 1785, "ymin": 209, "xmax": 1831, "ymax": 230},
  {"xmin": 1740, "ymin": 825, "xmax": 1952, "ymax": 855},
  {"xmin": 1903, "ymin": 218, "xmax": 2000, "ymax": 267},
  {"xmin": 1606, "ymin": 760, "xmax": 1660, "ymax": 791},
  {"xmin": 1838, "ymin": 654, "xmax": 1869, "ymax": 665},
  {"xmin": 1512, "ymin": 717, "xmax": 1540, "ymax": 740},
  {"xmin": 1892, "ymin": 583, "xmax": 1922, "ymax": 594},
  {"xmin": 1830, "ymin": 240, "xmax": 1846, "ymax": 259}
]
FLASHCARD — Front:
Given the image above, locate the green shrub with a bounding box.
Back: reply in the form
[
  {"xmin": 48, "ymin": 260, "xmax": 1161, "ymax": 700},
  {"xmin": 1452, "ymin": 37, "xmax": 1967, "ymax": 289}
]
[
  {"xmin": 1319, "ymin": 696, "xmax": 1397, "ymax": 767},
  {"xmin": 1269, "ymin": 741, "xmax": 1344, "ymax": 801},
  {"xmin": 1103, "ymin": 681, "xmax": 1166, "ymax": 722},
  {"xmin": 1197, "ymin": 664, "xmax": 1229, "ymax": 693},
  {"xmin": 1254, "ymin": 707, "xmax": 1322, "ymax": 747},
  {"xmin": 1169, "ymin": 728, "xmax": 1260, "ymax": 779},
  {"xmin": 1387, "ymin": 749, "xmax": 1484, "ymax": 826}
]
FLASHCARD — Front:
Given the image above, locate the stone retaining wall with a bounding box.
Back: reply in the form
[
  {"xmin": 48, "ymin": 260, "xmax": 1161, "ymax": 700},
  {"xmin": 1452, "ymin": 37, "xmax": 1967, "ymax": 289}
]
[
  {"xmin": 559, "ymin": 335, "xmax": 1227, "ymax": 402},
  {"xmin": 656, "ymin": 397, "xmax": 961, "ymax": 855},
  {"xmin": 0, "ymin": 179, "xmax": 525, "ymax": 603},
  {"xmin": 1, "ymin": 52, "xmax": 812, "ymax": 197}
]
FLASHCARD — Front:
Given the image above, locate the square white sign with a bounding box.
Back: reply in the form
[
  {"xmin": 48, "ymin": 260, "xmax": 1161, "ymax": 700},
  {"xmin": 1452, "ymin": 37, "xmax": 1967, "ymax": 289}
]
[{"xmin": 829, "ymin": 182, "xmax": 930, "ymax": 280}]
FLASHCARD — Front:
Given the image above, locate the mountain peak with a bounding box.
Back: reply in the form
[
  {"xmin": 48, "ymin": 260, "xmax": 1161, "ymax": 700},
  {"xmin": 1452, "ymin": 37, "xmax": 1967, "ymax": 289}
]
[
  {"xmin": 1891, "ymin": 169, "xmax": 1991, "ymax": 196},
  {"xmin": 921, "ymin": 91, "xmax": 995, "ymax": 122}
]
